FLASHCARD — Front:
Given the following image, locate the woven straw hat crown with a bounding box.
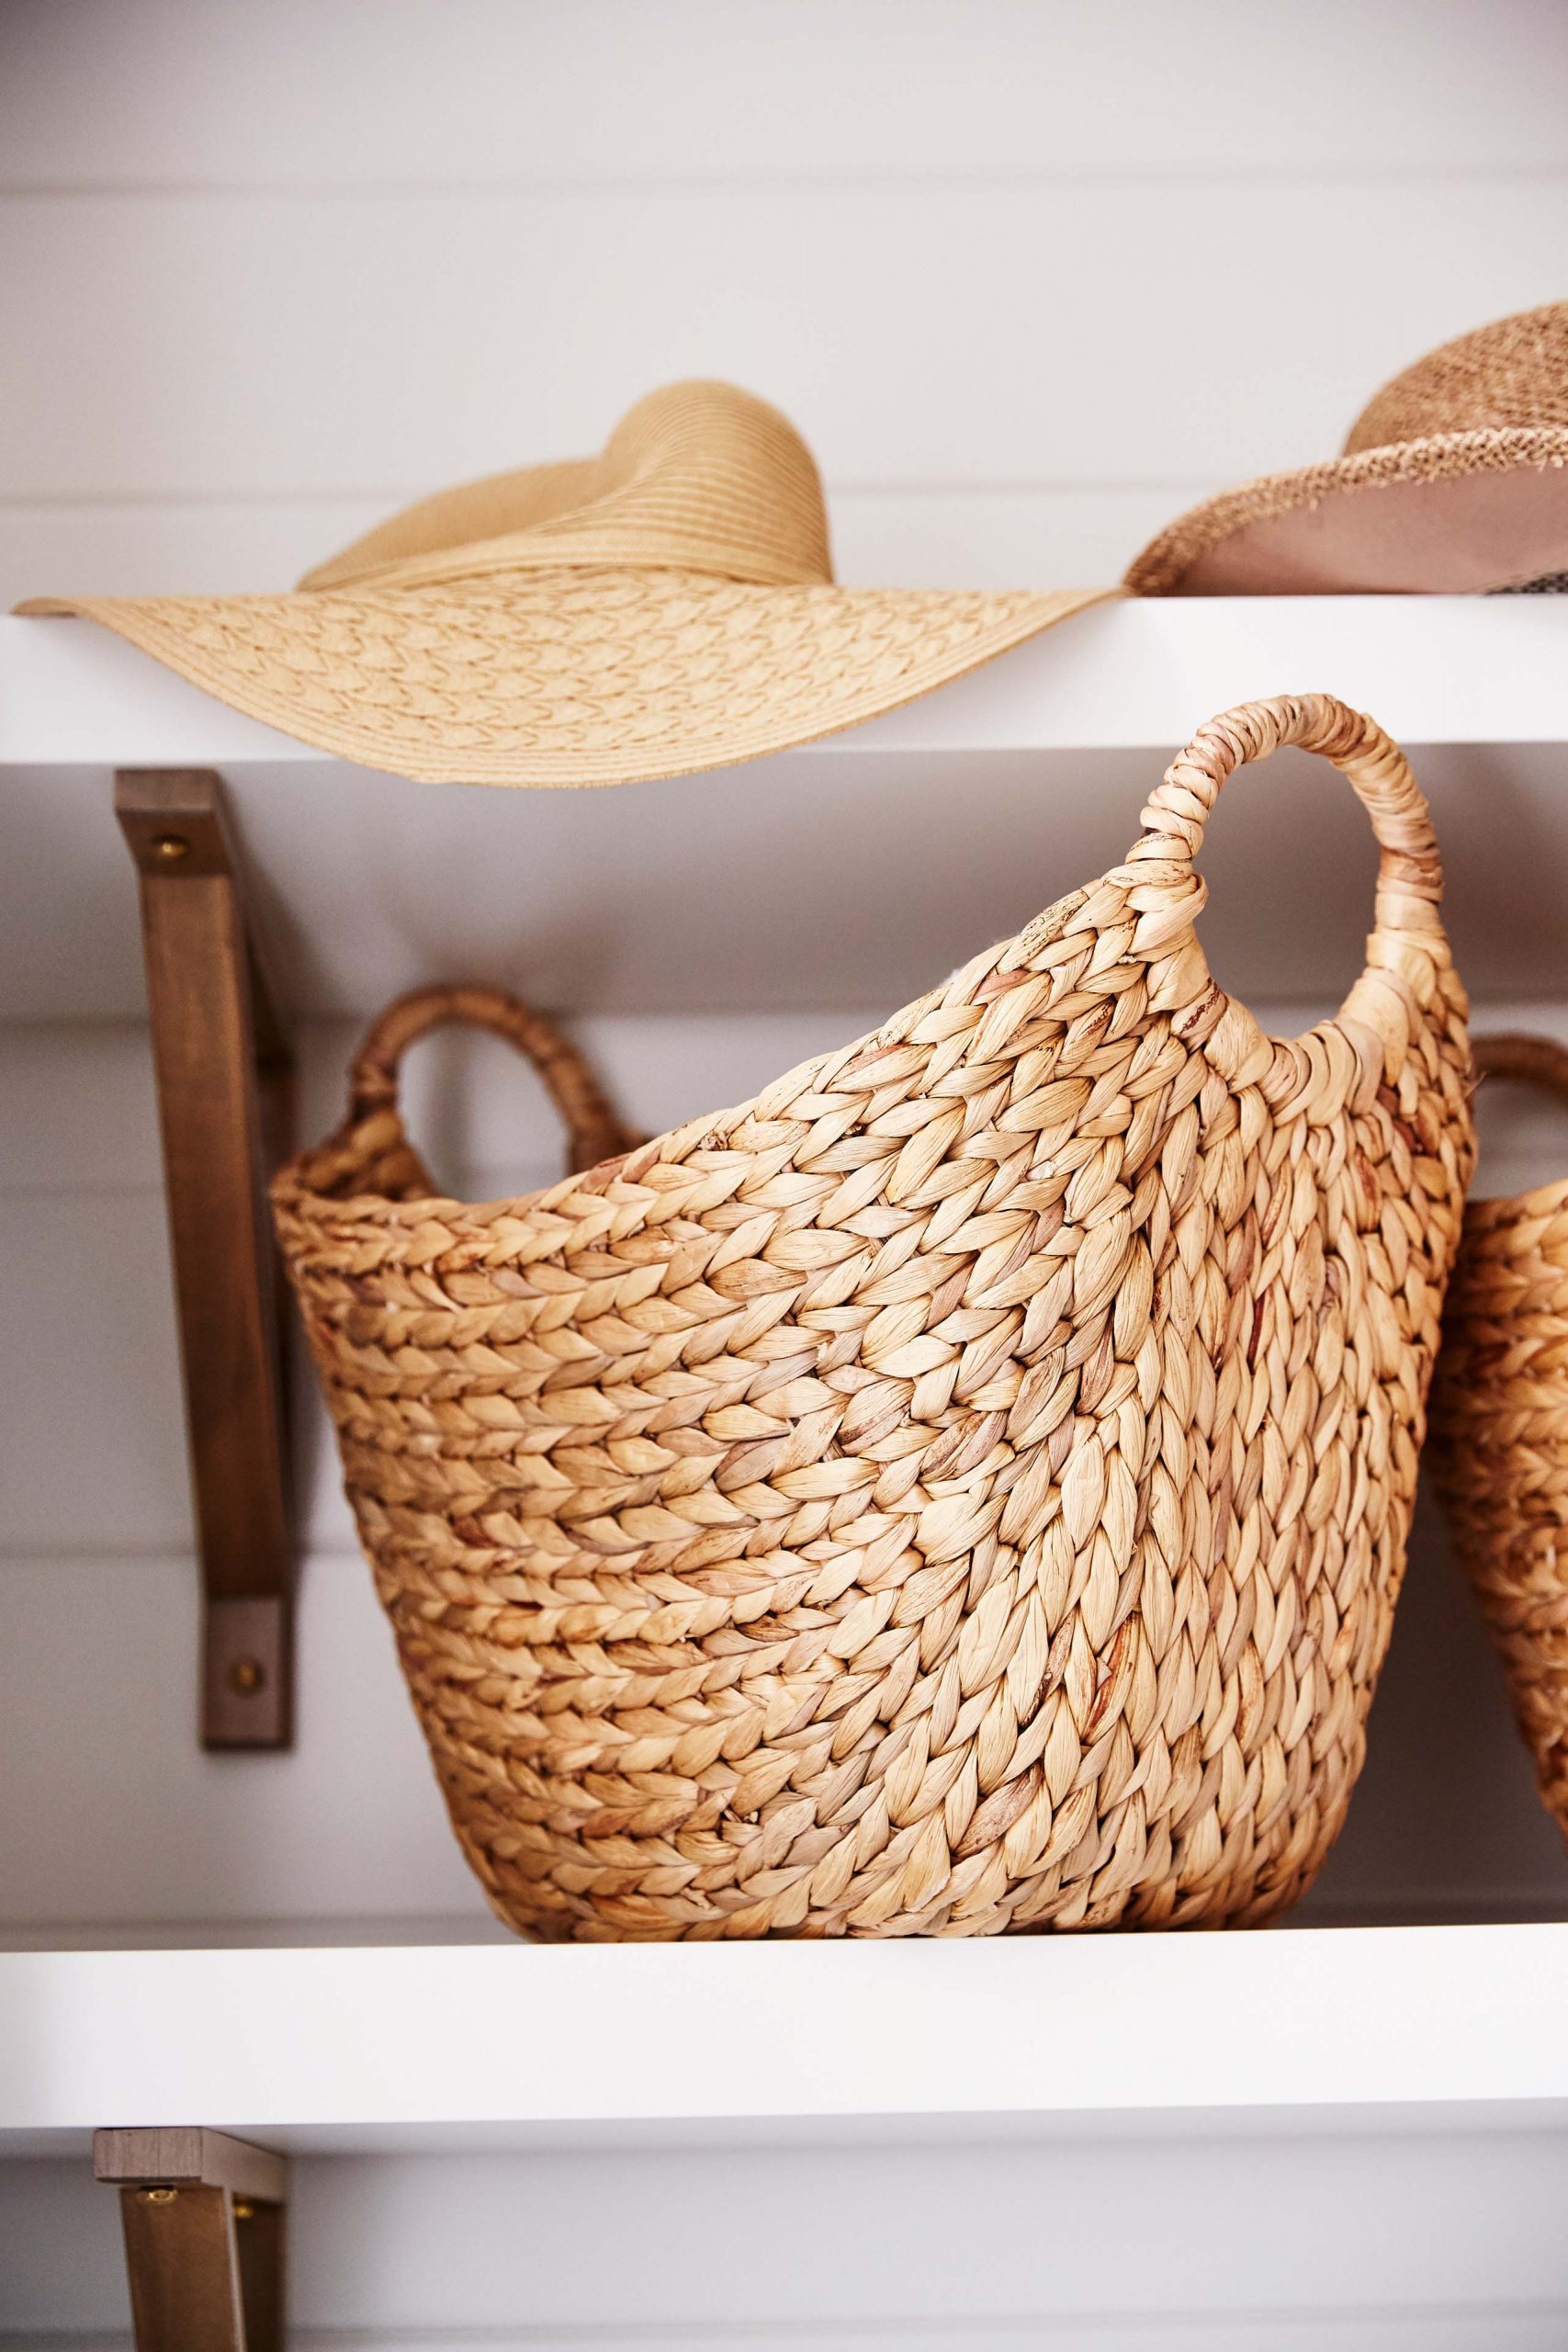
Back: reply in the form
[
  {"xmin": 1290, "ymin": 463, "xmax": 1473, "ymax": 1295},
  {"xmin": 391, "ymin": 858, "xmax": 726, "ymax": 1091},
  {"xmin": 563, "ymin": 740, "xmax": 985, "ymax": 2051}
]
[
  {"xmin": 1343, "ymin": 301, "xmax": 1568, "ymax": 452},
  {"xmin": 299, "ymin": 379, "xmax": 837, "ymax": 594}
]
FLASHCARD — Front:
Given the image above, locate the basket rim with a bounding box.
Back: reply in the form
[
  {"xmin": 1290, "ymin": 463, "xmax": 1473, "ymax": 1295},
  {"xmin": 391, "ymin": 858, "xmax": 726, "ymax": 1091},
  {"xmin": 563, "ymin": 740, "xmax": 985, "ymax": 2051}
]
[
  {"xmin": 1461, "ymin": 1168, "xmax": 1568, "ymax": 1237},
  {"xmin": 272, "ymin": 1001, "xmax": 1431, "ymax": 1236},
  {"xmin": 275, "ymin": 692, "xmax": 1461, "ymax": 1244}
]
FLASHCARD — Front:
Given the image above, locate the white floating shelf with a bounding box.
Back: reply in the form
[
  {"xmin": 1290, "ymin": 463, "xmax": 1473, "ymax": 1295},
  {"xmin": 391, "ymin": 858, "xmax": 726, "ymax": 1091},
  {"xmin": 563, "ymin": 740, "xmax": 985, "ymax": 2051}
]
[
  {"xmin": 4, "ymin": 600, "xmax": 1567, "ymax": 1023},
  {"xmin": 3, "ymin": 1923, "xmax": 1566, "ymax": 2154},
  {"xmin": 5, "ymin": 598, "xmax": 1568, "ymax": 764}
]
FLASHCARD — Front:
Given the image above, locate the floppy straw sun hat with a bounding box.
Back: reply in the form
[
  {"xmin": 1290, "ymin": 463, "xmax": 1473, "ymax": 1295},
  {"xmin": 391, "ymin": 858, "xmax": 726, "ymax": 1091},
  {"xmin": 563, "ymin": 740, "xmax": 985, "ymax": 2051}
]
[
  {"xmin": 1126, "ymin": 300, "xmax": 1568, "ymax": 597},
  {"xmin": 19, "ymin": 381, "xmax": 1110, "ymax": 788}
]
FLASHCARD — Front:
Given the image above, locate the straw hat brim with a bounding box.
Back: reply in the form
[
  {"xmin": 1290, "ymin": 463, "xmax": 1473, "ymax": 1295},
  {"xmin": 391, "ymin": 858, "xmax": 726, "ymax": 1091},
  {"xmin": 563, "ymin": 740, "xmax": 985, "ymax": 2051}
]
[
  {"xmin": 1125, "ymin": 427, "xmax": 1568, "ymax": 597},
  {"xmin": 19, "ymin": 572, "xmax": 1114, "ymax": 787}
]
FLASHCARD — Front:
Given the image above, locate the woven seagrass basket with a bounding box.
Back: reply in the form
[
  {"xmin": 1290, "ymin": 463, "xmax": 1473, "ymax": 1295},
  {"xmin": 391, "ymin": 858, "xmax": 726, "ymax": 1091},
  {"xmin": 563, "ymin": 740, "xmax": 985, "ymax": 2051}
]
[
  {"xmin": 275, "ymin": 693, "xmax": 1474, "ymax": 1940},
  {"xmin": 1429, "ymin": 1034, "xmax": 1568, "ymax": 1844}
]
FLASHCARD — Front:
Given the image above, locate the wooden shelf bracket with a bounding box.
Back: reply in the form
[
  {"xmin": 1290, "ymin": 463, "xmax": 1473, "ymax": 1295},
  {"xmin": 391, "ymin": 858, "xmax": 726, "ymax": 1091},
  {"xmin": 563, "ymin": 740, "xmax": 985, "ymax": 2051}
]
[
  {"xmin": 96, "ymin": 2128, "xmax": 287, "ymax": 2352},
  {"xmin": 117, "ymin": 770, "xmax": 295, "ymax": 1749}
]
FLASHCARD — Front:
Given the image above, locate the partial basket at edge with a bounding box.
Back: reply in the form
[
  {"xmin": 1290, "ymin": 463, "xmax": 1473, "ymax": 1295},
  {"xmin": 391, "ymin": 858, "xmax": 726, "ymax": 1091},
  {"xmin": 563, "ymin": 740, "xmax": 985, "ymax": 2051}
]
[
  {"xmin": 274, "ymin": 693, "xmax": 1475, "ymax": 1940},
  {"xmin": 1429, "ymin": 1033, "xmax": 1568, "ymax": 1845}
]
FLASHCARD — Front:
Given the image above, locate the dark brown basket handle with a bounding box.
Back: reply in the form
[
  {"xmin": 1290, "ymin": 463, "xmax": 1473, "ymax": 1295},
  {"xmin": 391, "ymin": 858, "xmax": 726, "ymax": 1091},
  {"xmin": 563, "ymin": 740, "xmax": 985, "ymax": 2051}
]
[
  {"xmin": 1472, "ymin": 1032, "xmax": 1568, "ymax": 1107},
  {"xmin": 1120, "ymin": 692, "xmax": 1447, "ymax": 1083},
  {"xmin": 349, "ymin": 985, "xmax": 640, "ymax": 1176}
]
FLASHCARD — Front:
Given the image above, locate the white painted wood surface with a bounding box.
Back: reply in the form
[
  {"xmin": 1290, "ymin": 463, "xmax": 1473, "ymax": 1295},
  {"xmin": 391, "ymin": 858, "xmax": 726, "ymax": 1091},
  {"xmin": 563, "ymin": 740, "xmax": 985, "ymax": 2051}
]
[
  {"xmin": 6, "ymin": 180, "xmax": 1563, "ymax": 507},
  {"xmin": 5, "ymin": 1927, "xmax": 1568, "ymax": 2143},
  {"xmin": 8, "ymin": 601, "xmax": 1568, "ymax": 763},
  {"xmin": 7, "ymin": 1914, "xmax": 1568, "ymax": 2338},
  {"xmin": 7, "ymin": 0, "xmax": 1566, "ymax": 184}
]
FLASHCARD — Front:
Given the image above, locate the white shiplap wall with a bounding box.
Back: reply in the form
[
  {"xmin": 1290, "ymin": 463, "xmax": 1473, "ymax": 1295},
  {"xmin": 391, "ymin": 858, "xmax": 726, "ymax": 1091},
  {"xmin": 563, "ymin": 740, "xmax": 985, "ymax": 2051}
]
[
  {"xmin": 8, "ymin": 2126, "xmax": 1568, "ymax": 2350},
  {"xmin": 2, "ymin": 0, "xmax": 1567, "ymax": 601},
  {"xmin": 4, "ymin": 5, "xmax": 1568, "ymax": 2345}
]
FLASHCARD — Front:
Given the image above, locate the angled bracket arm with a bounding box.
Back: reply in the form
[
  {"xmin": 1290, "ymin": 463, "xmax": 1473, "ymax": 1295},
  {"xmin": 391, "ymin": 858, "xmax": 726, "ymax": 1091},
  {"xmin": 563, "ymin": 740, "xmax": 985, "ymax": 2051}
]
[
  {"xmin": 117, "ymin": 771, "xmax": 295, "ymax": 1748},
  {"xmin": 96, "ymin": 2128, "xmax": 288, "ymax": 2352}
]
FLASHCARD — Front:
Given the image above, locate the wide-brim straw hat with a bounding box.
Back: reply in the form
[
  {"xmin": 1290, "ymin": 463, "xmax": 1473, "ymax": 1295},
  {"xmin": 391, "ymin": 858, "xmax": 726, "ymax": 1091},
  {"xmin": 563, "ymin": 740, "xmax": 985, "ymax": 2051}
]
[
  {"xmin": 1125, "ymin": 301, "xmax": 1568, "ymax": 597},
  {"xmin": 18, "ymin": 380, "xmax": 1110, "ymax": 788}
]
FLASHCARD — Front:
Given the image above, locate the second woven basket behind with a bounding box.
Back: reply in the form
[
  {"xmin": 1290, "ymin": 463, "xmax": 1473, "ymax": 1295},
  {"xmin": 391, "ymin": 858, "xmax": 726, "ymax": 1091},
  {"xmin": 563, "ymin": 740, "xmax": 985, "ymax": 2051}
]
[
  {"xmin": 276, "ymin": 693, "xmax": 1475, "ymax": 1940},
  {"xmin": 1429, "ymin": 1034, "xmax": 1568, "ymax": 1845}
]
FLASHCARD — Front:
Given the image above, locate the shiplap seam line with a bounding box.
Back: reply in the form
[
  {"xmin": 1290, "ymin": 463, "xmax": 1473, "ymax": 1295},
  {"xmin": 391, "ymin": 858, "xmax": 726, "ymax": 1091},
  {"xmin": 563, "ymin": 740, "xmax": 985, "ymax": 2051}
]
[
  {"xmin": 0, "ymin": 1548, "xmax": 367, "ymax": 1568},
  {"xmin": 4, "ymin": 2311, "xmax": 1568, "ymax": 2350},
  {"xmin": 258, "ymin": 2305, "xmax": 1568, "ymax": 2337},
  {"xmin": 0, "ymin": 1182, "xmax": 167, "ymax": 1201},
  {"xmin": 7, "ymin": 165, "xmax": 1568, "ymax": 198},
  {"xmin": 0, "ymin": 479, "xmax": 1214, "ymax": 508}
]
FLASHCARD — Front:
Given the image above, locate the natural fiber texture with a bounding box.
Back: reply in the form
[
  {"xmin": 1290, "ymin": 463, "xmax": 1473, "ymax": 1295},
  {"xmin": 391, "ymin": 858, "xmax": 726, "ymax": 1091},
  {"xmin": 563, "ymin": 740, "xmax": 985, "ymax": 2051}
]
[
  {"xmin": 1125, "ymin": 302, "xmax": 1568, "ymax": 597},
  {"xmin": 276, "ymin": 695, "xmax": 1474, "ymax": 1940},
  {"xmin": 1123, "ymin": 432, "xmax": 1568, "ymax": 598},
  {"xmin": 348, "ymin": 986, "xmax": 642, "ymax": 1176},
  {"xmin": 18, "ymin": 380, "xmax": 1111, "ymax": 788},
  {"xmin": 1428, "ymin": 1033, "xmax": 1568, "ymax": 1845},
  {"xmin": 1345, "ymin": 303, "xmax": 1568, "ymax": 451}
]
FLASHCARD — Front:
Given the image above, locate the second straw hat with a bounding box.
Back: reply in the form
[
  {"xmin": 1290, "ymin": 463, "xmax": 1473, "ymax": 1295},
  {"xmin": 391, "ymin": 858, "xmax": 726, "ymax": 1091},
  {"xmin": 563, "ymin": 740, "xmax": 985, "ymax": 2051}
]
[
  {"xmin": 18, "ymin": 381, "xmax": 1111, "ymax": 789},
  {"xmin": 1126, "ymin": 300, "xmax": 1568, "ymax": 597}
]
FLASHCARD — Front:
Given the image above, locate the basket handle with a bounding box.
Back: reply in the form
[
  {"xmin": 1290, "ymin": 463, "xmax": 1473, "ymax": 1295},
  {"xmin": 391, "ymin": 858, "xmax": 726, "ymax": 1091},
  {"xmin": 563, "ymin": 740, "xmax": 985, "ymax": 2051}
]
[
  {"xmin": 1122, "ymin": 693, "xmax": 1447, "ymax": 1082},
  {"xmin": 348, "ymin": 985, "xmax": 639, "ymax": 1176},
  {"xmin": 1472, "ymin": 1032, "xmax": 1568, "ymax": 1104}
]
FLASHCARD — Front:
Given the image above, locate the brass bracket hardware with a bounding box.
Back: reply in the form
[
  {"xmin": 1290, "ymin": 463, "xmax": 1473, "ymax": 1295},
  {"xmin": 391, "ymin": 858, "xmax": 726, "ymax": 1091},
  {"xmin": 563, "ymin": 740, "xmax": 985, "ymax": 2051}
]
[
  {"xmin": 95, "ymin": 2128, "xmax": 288, "ymax": 2352},
  {"xmin": 117, "ymin": 771, "xmax": 295, "ymax": 1749}
]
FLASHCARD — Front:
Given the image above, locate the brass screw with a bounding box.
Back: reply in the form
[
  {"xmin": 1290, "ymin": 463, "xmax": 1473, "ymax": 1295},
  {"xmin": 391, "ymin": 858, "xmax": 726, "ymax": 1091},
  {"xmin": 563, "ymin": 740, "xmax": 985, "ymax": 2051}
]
[
  {"xmin": 229, "ymin": 1657, "xmax": 266, "ymax": 1696},
  {"xmin": 151, "ymin": 832, "xmax": 191, "ymax": 864},
  {"xmin": 139, "ymin": 2186, "xmax": 179, "ymax": 2205},
  {"xmin": 232, "ymin": 2198, "xmax": 255, "ymax": 2222}
]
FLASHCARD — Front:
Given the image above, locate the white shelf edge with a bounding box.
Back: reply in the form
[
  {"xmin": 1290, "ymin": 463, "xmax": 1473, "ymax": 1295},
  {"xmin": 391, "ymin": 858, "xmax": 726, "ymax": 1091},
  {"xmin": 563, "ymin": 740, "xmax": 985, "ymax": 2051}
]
[
  {"xmin": 4, "ymin": 599, "xmax": 1568, "ymax": 771},
  {"xmin": 2, "ymin": 1923, "xmax": 1564, "ymax": 2141}
]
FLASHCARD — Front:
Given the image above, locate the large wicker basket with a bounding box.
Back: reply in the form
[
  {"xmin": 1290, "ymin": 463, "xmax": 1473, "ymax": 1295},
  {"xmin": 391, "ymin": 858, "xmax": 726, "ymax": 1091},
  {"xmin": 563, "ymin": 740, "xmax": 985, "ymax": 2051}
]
[
  {"xmin": 1428, "ymin": 1033, "xmax": 1568, "ymax": 1844},
  {"xmin": 275, "ymin": 694, "xmax": 1474, "ymax": 1940}
]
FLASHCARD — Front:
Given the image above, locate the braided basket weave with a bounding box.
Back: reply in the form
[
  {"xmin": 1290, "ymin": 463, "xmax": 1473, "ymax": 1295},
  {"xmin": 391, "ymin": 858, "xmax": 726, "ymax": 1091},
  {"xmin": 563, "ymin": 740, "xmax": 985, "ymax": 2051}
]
[
  {"xmin": 275, "ymin": 694, "xmax": 1474, "ymax": 1940},
  {"xmin": 1429, "ymin": 1034, "xmax": 1568, "ymax": 1844}
]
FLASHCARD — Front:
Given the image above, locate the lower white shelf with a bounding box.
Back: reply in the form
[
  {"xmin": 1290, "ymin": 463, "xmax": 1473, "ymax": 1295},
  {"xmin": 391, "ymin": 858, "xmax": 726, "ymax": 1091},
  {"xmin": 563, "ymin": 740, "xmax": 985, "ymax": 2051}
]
[{"xmin": 4, "ymin": 1922, "xmax": 1565, "ymax": 2154}]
